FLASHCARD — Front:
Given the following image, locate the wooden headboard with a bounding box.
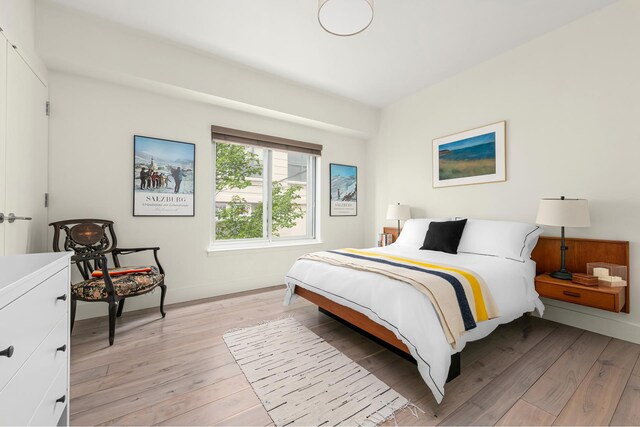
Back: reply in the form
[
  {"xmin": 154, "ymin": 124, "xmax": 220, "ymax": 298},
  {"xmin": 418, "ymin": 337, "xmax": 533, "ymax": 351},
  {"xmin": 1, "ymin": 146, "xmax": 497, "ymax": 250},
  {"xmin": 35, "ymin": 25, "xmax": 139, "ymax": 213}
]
[{"xmin": 531, "ymin": 236, "xmax": 630, "ymax": 313}]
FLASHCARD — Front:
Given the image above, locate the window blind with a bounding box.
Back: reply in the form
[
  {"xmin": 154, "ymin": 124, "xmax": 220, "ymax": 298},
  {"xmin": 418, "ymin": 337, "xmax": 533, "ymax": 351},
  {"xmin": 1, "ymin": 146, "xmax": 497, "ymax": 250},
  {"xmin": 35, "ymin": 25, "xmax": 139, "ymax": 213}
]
[{"xmin": 211, "ymin": 125, "xmax": 322, "ymax": 156}]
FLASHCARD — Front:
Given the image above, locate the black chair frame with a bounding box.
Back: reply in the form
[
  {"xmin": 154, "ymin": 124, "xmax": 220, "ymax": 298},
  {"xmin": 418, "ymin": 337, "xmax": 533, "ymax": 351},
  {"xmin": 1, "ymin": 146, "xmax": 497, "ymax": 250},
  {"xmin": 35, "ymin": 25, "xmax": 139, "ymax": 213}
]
[{"xmin": 50, "ymin": 219, "xmax": 166, "ymax": 345}]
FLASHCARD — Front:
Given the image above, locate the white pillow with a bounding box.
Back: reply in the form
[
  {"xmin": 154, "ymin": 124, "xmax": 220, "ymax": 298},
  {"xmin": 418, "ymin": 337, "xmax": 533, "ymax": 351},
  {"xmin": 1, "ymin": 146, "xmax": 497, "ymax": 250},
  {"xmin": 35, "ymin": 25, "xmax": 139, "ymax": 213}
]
[
  {"xmin": 455, "ymin": 218, "xmax": 543, "ymax": 262},
  {"xmin": 394, "ymin": 218, "xmax": 449, "ymax": 248}
]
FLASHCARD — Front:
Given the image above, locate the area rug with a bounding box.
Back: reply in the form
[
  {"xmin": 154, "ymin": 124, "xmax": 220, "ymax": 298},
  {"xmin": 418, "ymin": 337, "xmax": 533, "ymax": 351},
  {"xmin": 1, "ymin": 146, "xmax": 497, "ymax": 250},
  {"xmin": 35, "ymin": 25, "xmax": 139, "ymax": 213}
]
[{"xmin": 223, "ymin": 317, "xmax": 411, "ymax": 426}]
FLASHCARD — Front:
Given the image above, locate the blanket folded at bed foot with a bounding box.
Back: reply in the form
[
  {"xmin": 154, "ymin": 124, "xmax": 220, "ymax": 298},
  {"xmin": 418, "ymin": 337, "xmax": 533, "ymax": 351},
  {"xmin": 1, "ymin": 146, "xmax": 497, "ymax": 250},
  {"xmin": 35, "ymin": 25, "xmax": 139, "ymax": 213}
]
[{"xmin": 299, "ymin": 248, "xmax": 499, "ymax": 347}]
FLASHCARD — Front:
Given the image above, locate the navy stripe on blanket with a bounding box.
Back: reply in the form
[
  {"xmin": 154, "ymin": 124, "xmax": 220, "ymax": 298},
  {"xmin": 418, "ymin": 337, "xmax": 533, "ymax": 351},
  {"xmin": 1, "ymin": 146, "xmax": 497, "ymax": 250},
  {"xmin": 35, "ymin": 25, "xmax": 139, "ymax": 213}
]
[{"xmin": 328, "ymin": 250, "xmax": 476, "ymax": 331}]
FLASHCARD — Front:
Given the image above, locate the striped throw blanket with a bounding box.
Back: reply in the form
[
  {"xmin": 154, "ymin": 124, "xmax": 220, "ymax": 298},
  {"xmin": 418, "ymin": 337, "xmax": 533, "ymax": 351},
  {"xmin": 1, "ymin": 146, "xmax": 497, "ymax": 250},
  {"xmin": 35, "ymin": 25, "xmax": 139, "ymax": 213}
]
[{"xmin": 299, "ymin": 249, "xmax": 499, "ymax": 346}]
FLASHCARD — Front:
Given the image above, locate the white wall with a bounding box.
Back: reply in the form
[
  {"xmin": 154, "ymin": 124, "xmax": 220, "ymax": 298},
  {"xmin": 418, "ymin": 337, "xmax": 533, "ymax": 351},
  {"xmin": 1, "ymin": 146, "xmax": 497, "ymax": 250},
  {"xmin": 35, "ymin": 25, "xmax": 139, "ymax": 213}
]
[
  {"xmin": 35, "ymin": 0, "xmax": 378, "ymax": 139},
  {"xmin": 40, "ymin": 0, "xmax": 640, "ymax": 340},
  {"xmin": 48, "ymin": 71, "xmax": 367, "ymax": 320},
  {"xmin": 36, "ymin": 2, "xmax": 373, "ymax": 320},
  {"xmin": 366, "ymin": 0, "xmax": 640, "ymax": 343}
]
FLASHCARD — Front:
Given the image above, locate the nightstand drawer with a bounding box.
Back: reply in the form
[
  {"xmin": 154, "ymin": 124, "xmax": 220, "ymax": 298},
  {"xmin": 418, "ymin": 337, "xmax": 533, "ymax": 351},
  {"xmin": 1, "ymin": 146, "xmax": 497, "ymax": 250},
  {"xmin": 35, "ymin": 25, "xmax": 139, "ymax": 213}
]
[{"xmin": 536, "ymin": 280, "xmax": 621, "ymax": 312}]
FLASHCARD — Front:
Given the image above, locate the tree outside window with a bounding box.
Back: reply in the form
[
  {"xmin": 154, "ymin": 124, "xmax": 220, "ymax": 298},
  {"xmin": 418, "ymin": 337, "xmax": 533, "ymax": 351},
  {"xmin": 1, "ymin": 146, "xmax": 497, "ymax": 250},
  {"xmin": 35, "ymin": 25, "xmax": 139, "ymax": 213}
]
[{"xmin": 214, "ymin": 142, "xmax": 314, "ymax": 241}]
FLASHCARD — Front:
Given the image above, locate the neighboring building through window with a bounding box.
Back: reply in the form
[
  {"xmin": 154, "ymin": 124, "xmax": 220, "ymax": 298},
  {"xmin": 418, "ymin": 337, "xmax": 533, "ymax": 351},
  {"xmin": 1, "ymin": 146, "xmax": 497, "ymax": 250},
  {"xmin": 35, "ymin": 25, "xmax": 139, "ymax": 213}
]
[{"xmin": 287, "ymin": 152, "xmax": 307, "ymax": 182}]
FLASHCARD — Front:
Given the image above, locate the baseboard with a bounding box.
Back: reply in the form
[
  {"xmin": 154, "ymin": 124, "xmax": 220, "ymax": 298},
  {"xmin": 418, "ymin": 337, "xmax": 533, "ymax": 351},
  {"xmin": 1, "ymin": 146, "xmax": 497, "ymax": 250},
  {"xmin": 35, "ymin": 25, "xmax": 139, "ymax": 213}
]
[
  {"xmin": 538, "ymin": 299, "xmax": 640, "ymax": 344},
  {"xmin": 74, "ymin": 273, "xmax": 287, "ymax": 320}
]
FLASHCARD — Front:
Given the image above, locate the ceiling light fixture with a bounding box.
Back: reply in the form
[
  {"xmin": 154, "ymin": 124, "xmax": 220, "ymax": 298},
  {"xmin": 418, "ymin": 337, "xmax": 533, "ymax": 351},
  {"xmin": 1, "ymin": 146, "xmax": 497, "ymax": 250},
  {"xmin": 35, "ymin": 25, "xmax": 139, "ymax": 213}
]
[{"xmin": 318, "ymin": 0, "xmax": 374, "ymax": 36}]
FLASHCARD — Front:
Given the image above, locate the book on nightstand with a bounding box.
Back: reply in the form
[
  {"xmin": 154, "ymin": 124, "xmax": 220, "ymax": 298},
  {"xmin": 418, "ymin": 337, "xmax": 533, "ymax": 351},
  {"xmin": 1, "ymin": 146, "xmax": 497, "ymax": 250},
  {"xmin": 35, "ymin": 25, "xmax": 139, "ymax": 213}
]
[
  {"xmin": 377, "ymin": 233, "xmax": 393, "ymax": 247},
  {"xmin": 572, "ymin": 273, "xmax": 599, "ymax": 286}
]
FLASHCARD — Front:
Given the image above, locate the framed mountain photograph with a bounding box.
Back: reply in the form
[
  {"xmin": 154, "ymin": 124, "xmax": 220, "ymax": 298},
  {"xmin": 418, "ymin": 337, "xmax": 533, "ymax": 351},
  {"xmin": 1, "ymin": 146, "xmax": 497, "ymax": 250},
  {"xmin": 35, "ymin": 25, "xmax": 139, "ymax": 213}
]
[
  {"xmin": 432, "ymin": 121, "xmax": 506, "ymax": 188},
  {"xmin": 330, "ymin": 163, "xmax": 357, "ymax": 216},
  {"xmin": 133, "ymin": 135, "xmax": 195, "ymax": 216}
]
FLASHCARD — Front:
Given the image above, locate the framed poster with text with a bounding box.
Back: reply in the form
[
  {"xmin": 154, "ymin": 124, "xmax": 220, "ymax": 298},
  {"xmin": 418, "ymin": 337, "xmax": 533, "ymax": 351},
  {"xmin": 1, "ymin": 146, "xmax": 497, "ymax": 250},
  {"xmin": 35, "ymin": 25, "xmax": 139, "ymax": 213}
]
[
  {"xmin": 329, "ymin": 163, "xmax": 357, "ymax": 216},
  {"xmin": 133, "ymin": 135, "xmax": 195, "ymax": 216}
]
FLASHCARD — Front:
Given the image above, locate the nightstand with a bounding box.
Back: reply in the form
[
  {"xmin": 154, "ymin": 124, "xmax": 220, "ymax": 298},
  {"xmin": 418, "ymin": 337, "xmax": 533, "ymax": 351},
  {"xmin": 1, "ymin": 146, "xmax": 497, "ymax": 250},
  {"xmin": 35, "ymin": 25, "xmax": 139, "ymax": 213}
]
[{"xmin": 535, "ymin": 273, "xmax": 626, "ymax": 313}]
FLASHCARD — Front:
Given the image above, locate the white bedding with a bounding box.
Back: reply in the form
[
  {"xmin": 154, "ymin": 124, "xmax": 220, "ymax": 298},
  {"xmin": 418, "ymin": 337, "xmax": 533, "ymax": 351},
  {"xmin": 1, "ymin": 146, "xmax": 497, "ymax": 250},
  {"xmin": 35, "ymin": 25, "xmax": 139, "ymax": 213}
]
[{"xmin": 283, "ymin": 244, "xmax": 544, "ymax": 403}]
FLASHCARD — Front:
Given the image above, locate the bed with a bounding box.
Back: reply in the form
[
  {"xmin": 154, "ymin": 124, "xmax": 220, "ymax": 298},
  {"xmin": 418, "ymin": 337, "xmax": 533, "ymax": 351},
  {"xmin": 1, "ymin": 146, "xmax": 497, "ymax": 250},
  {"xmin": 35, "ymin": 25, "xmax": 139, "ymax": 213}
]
[{"xmin": 283, "ymin": 218, "xmax": 545, "ymax": 403}]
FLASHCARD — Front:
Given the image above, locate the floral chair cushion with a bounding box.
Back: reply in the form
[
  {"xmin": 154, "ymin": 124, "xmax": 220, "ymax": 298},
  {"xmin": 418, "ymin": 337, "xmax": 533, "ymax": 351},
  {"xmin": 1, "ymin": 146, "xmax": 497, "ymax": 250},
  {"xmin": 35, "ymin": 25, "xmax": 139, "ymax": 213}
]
[{"xmin": 72, "ymin": 267, "xmax": 164, "ymax": 300}]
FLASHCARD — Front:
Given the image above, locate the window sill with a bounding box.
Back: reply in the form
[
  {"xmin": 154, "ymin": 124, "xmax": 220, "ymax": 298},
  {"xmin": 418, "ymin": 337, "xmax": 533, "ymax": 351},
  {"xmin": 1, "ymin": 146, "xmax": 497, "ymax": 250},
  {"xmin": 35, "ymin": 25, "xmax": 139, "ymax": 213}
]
[{"xmin": 207, "ymin": 239, "xmax": 323, "ymax": 256}]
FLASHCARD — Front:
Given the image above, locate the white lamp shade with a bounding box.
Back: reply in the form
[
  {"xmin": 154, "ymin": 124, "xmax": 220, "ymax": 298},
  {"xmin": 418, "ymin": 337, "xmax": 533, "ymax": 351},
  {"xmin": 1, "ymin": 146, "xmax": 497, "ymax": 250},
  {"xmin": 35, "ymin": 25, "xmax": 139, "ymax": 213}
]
[
  {"xmin": 318, "ymin": 0, "xmax": 374, "ymax": 36},
  {"xmin": 536, "ymin": 198, "xmax": 591, "ymax": 227},
  {"xmin": 386, "ymin": 204, "xmax": 411, "ymax": 221}
]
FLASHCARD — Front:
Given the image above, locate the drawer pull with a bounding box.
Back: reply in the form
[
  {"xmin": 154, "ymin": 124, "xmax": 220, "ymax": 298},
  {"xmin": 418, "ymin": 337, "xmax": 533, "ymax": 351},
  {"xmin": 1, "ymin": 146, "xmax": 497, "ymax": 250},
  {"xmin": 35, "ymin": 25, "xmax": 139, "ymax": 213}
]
[
  {"xmin": 563, "ymin": 291, "xmax": 581, "ymax": 298},
  {"xmin": 56, "ymin": 294, "xmax": 67, "ymax": 301},
  {"xmin": 56, "ymin": 344, "xmax": 67, "ymax": 352},
  {"xmin": 56, "ymin": 395, "xmax": 66, "ymax": 404},
  {"xmin": 0, "ymin": 345, "xmax": 14, "ymax": 358}
]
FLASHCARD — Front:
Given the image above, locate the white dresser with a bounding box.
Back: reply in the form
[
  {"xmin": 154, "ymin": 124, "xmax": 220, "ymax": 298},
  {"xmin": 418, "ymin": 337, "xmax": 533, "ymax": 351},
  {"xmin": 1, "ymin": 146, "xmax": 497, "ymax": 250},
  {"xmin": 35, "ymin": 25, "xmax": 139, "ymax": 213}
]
[{"xmin": 0, "ymin": 252, "xmax": 72, "ymax": 426}]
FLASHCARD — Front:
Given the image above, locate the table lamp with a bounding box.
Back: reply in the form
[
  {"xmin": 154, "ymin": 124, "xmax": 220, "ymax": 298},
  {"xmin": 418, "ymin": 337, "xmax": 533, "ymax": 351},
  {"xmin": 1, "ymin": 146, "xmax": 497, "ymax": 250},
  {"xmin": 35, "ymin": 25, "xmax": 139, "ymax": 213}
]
[
  {"xmin": 386, "ymin": 203, "xmax": 411, "ymax": 233},
  {"xmin": 536, "ymin": 196, "xmax": 591, "ymax": 280}
]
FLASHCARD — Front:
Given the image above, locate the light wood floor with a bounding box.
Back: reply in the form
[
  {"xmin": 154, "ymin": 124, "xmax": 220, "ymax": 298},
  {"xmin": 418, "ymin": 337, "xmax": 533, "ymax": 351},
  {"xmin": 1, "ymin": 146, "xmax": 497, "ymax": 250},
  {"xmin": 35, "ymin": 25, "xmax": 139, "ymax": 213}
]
[{"xmin": 69, "ymin": 286, "xmax": 640, "ymax": 426}]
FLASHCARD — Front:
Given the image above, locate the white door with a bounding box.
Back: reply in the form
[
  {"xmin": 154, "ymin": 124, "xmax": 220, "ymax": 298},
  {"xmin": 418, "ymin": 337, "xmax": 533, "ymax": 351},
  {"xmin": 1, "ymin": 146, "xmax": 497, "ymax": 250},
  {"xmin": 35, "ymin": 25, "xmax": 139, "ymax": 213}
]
[
  {"xmin": 0, "ymin": 39, "xmax": 6, "ymax": 255},
  {"xmin": 3, "ymin": 45, "xmax": 48, "ymax": 255}
]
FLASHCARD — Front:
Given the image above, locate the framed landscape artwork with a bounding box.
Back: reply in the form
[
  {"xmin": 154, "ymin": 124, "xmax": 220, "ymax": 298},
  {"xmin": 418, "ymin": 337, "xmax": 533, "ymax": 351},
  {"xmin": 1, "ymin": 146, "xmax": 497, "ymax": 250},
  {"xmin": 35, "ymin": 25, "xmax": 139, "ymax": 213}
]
[
  {"xmin": 133, "ymin": 135, "xmax": 195, "ymax": 216},
  {"xmin": 432, "ymin": 121, "xmax": 506, "ymax": 188},
  {"xmin": 330, "ymin": 163, "xmax": 357, "ymax": 216}
]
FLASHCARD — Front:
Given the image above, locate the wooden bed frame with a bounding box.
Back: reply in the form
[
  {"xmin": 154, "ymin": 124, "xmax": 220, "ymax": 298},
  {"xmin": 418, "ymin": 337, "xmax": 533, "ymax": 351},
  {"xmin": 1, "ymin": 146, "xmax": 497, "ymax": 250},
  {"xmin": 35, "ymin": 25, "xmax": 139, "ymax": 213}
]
[
  {"xmin": 294, "ymin": 235, "xmax": 630, "ymax": 381},
  {"xmin": 294, "ymin": 286, "xmax": 464, "ymax": 381}
]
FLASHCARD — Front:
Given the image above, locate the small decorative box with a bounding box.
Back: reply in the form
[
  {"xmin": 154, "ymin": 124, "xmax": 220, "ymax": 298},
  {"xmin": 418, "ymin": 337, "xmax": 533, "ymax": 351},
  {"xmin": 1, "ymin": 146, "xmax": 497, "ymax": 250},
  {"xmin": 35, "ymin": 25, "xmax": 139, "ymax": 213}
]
[
  {"xmin": 572, "ymin": 273, "xmax": 599, "ymax": 287},
  {"xmin": 587, "ymin": 262, "xmax": 628, "ymax": 288}
]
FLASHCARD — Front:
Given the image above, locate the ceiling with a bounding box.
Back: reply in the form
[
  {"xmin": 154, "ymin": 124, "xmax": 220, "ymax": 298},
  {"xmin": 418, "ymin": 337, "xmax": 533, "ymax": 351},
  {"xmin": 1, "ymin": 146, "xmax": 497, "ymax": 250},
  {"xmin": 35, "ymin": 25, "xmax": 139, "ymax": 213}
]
[{"xmin": 45, "ymin": 0, "xmax": 617, "ymax": 107}]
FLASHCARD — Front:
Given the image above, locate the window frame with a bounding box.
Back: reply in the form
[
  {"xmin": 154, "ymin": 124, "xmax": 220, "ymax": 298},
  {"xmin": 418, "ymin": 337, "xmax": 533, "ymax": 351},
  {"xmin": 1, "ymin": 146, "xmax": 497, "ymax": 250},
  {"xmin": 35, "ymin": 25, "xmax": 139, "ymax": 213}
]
[{"xmin": 209, "ymin": 140, "xmax": 321, "ymax": 252}]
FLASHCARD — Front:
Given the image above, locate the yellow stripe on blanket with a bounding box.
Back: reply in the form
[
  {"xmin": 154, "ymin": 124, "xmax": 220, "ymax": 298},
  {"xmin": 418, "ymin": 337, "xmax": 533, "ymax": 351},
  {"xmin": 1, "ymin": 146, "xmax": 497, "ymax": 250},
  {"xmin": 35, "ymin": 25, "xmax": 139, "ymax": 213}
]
[{"xmin": 343, "ymin": 249, "xmax": 490, "ymax": 322}]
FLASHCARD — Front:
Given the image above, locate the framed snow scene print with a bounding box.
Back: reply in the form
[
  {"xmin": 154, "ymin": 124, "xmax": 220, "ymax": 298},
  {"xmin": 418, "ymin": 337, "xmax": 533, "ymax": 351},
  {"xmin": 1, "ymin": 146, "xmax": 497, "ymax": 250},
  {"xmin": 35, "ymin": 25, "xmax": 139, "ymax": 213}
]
[
  {"xmin": 330, "ymin": 163, "xmax": 357, "ymax": 216},
  {"xmin": 133, "ymin": 135, "xmax": 195, "ymax": 216}
]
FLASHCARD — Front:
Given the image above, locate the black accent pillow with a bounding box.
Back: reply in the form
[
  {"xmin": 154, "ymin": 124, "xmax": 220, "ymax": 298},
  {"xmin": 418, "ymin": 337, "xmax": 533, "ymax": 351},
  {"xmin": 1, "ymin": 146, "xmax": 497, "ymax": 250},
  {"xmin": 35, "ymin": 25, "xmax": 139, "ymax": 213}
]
[{"xmin": 420, "ymin": 219, "xmax": 468, "ymax": 254}]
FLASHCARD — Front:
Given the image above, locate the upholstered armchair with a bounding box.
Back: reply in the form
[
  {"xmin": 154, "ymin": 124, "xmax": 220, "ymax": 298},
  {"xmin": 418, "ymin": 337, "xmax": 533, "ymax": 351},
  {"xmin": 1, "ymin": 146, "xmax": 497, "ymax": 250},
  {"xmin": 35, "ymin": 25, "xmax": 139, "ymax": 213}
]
[{"xmin": 50, "ymin": 219, "xmax": 167, "ymax": 345}]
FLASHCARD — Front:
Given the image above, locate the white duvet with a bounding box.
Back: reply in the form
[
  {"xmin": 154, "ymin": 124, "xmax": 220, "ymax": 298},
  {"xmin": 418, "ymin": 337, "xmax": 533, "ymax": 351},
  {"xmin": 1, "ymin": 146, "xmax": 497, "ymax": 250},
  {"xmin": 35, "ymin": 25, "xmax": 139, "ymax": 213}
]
[{"xmin": 283, "ymin": 244, "xmax": 544, "ymax": 403}]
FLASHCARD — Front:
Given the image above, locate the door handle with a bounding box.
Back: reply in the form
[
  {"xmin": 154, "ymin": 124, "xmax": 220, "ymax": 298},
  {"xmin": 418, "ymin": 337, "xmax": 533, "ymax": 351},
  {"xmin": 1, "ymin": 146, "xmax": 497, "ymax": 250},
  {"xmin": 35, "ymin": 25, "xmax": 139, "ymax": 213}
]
[
  {"xmin": 6, "ymin": 213, "xmax": 32, "ymax": 223},
  {"xmin": 0, "ymin": 213, "xmax": 32, "ymax": 223}
]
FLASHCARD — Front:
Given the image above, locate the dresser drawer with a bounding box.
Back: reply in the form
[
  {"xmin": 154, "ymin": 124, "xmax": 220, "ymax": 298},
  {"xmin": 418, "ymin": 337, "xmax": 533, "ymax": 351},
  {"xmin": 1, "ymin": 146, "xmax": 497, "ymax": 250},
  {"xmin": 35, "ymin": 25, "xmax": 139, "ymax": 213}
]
[
  {"xmin": 536, "ymin": 280, "xmax": 619, "ymax": 311},
  {"xmin": 29, "ymin": 366, "xmax": 68, "ymax": 427},
  {"xmin": 0, "ymin": 268, "xmax": 68, "ymax": 388},
  {"xmin": 0, "ymin": 316, "xmax": 68, "ymax": 426}
]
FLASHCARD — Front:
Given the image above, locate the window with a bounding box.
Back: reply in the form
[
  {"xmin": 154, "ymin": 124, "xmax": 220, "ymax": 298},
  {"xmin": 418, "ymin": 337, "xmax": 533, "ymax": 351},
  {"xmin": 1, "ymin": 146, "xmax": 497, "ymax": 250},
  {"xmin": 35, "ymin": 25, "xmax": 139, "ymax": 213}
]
[{"xmin": 211, "ymin": 127, "xmax": 321, "ymax": 248}]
